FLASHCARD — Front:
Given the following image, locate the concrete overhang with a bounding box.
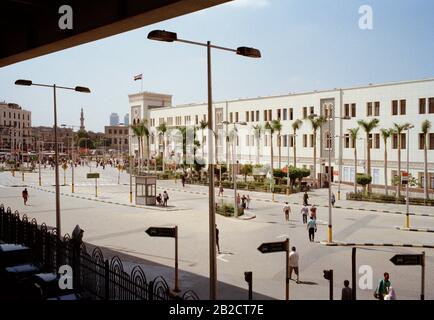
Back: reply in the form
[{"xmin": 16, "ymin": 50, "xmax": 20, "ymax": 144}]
[{"xmin": 0, "ymin": 0, "xmax": 231, "ymax": 68}]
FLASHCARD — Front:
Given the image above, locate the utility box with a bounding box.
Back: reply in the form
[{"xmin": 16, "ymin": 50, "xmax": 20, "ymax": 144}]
[{"xmin": 135, "ymin": 175, "xmax": 157, "ymax": 206}]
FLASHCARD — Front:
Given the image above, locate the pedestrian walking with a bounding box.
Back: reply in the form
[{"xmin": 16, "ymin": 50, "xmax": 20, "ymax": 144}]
[
  {"xmin": 288, "ymin": 247, "xmax": 300, "ymax": 283},
  {"xmin": 241, "ymin": 195, "xmax": 247, "ymax": 210},
  {"xmin": 283, "ymin": 202, "xmax": 291, "ymax": 221},
  {"xmin": 374, "ymin": 272, "xmax": 391, "ymax": 300},
  {"xmin": 341, "ymin": 280, "xmax": 353, "ymax": 300},
  {"xmin": 310, "ymin": 205, "xmax": 317, "ymax": 220},
  {"xmin": 331, "ymin": 192, "xmax": 336, "ymax": 207},
  {"xmin": 181, "ymin": 174, "xmax": 186, "ymax": 187},
  {"xmin": 307, "ymin": 216, "xmax": 317, "ymax": 242},
  {"xmin": 236, "ymin": 193, "xmax": 241, "ymax": 208},
  {"xmin": 301, "ymin": 205, "xmax": 309, "ymax": 224},
  {"xmin": 246, "ymin": 194, "xmax": 251, "ymax": 209},
  {"xmin": 218, "ymin": 183, "xmax": 224, "ymax": 197},
  {"xmin": 303, "ymin": 191, "xmax": 309, "ymax": 206},
  {"xmin": 22, "ymin": 188, "xmax": 29, "ymax": 205},
  {"xmin": 163, "ymin": 191, "xmax": 169, "ymax": 207},
  {"xmin": 216, "ymin": 224, "xmax": 220, "ymax": 254}
]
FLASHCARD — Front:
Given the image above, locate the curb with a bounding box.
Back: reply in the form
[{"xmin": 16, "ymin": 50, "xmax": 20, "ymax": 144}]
[
  {"xmin": 395, "ymin": 227, "xmax": 434, "ymax": 233},
  {"xmin": 319, "ymin": 241, "xmax": 434, "ymax": 249}
]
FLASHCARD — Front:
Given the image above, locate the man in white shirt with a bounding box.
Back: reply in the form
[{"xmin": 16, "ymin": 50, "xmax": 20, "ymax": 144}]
[
  {"xmin": 288, "ymin": 246, "xmax": 300, "ymax": 283},
  {"xmin": 283, "ymin": 202, "xmax": 291, "ymax": 221}
]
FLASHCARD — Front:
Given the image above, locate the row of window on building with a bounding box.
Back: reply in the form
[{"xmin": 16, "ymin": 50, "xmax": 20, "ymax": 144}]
[
  {"xmin": 107, "ymin": 128, "xmax": 128, "ymax": 135},
  {"xmin": 150, "ymin": 114, "xmax": 207, "ymax": 128},
  {"xmin": 110, "ymin": 138, "xmax": 128, "ymax": 145},
  {"xmin": 2, "ymin": 111, "xmax": 30, "ymax": 121},
  {"xmin": 343, "ymin": 133, "xmax": 434, "ymax": 150},
  {"xmin": 2, "ymin": 120, "xmax": 31, "ymax": 129}
]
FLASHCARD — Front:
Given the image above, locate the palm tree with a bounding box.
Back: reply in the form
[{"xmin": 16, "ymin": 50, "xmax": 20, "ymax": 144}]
[
  {"xmin": 143, "ymin": 125, "xmax": 150, "ymax": 174},
  {"xmin": 421, "ymin": 120, "xmax": 431, "ymax": 201},
  {"xmin": 393, "ymin": 122, "xmax": 411, "ymax": 198},
  {"xmin": 264, "ymin": 121, "xmax": 275, "ymax": 176},
  {"xmin": 157, "ymin": 122, "xmax": 168, "ymax": 172},
  {"xmin": 357, "ymin": 118, "xmax": 380, "ymax": 193},
  {"xmin": 199, "ymin": 120, "xmax": 208, "ymax": 160},
  {"xmin": 291, "ymin": 119, "xmax": 303, "ymax": 168},
  {"xmin": 348, "ymin": 128, "xmax": 359, "ymax": 194},
  {"xmin": 308, "ymin": 115, "xmax": 326, "ymax": 188},
  {"xmin": 130, "ymin": 122, "xmax": 146, "ymax": 170},
  {"xmin": 380, "ymin": 128, "xmax": 393, "ymax": 196},
  {"xmin": 252, "ymin": 124, "xmax": 262, "ymax": 165},
  {"xmin": 272, "ymin": 119, "xmax": 283, "ymax": 169}
]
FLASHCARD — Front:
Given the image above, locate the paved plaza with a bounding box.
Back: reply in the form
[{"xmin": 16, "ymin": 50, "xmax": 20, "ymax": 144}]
[{"xmin": 1, "ymin": 164, "xmax": 433, "ymax": 300}]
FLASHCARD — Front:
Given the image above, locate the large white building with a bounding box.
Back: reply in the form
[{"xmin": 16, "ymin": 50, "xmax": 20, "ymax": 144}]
[{"xmin": 129, "ymin": 78, "xmax": 434, "ymax": 189}]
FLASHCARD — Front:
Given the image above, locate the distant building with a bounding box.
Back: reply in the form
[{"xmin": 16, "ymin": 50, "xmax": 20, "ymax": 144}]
[
  {"xmin": 110, "ymin": 113, "xmax": 119, "ymax": 126},
  {"xmin": 32, "ymin": 126, "xmax": 73, "ymax": 153},
  {"xmin": 0, "ymin": 102, "xmax": 32, "ymax": 152},
  {"xmin": 105, "ymin": 125, "xmax": 129, "ymax": 153},
  {"xmin": 124, "ymin": 113, "xmax": 129, "ymax": 126}
]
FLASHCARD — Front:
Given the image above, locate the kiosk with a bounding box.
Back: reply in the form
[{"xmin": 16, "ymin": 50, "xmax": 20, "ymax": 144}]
[{"xmin": 135, "ymin": 175, "xmax": 156, "ymax": 205}]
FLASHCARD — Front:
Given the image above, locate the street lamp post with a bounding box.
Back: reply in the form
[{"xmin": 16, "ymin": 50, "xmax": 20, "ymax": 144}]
[
  {"xmin": 15, "ymin": 79, "xmax": 90, "ymax": 238},
  {"xmin": 405, "ymin": 125, "xmax": 414, "ymax": 228},
  {"xmin": 148, "ymin": 30, "xmax": 260, "ymax": 300},
  {"xmin": 222, "ymin": 121, "xmax": 247, "ymax": 218}
]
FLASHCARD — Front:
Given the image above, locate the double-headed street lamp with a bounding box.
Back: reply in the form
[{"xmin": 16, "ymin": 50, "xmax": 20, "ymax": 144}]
[
  {"xmin": 15, "ymin": 79, "xmax": 90, "ymax": 238},
  {"xmin": 222, "ymin": 121, "xmax": 247, "ymax": 218},
  {"xmin": 148, "ymin": 30, "xmax": 261, "ymax": 300}
]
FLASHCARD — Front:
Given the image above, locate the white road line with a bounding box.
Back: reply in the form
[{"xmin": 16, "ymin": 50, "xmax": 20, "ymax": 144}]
[{"xmin": 217, "ymin": 254, "xmax": 229, "ymax": 263}]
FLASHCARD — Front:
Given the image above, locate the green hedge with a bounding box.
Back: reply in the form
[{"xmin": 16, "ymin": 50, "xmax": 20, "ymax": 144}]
[
  {"xmin": 347, "ymin": 192, "xmax": 434, "ymax": 206},
  {"xmin": 216, "ymin": 202, "xmax": 244, "ymax": 217}
]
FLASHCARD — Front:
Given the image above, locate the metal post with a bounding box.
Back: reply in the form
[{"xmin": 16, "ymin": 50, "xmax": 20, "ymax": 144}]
[
  {"xmin": 338, "ymin": 89, "xmax": 343, "ymax": 200},
  {"xmin": 328, "ymin": 105, "xmax": 333, "ymax": 243},
  {"xmin": 352, "ymin": 247, "xmax": 356, "ymax": 300},
  {"xmin": 38, "ymin": 147, "xmax": 41, "ymax": 186},
  {"xmin": 244, "ymin": 272, "xmax": 253, "ymax": 300},
  {"xmin": 174, "ymin": 225, "xmax": 180, "ymax": 292},
  {"xmin": 233, "ymin": 137, "xmax": 238, "ymax": 218},
  {"xmin": 285, "ymin": 238, "xmax": 289, "ymax": 300},
  {"xmin": 53, "ymin": 84, "xmax": 61, "ymax": 238},
  {"xmin": 406, "ymin": 127, "xmax": 410, "ymax": 228},
  {"xmin": 287, "ymin": 135, "xmax": 290, "ymax": 194},
  {"xmin": 71, "ymin": 151, "xmax": 75, "ymax": 193},
  {"xmin": 207, "ymin": 41, "xmax": 217, "ymax": 300},
  {"xmin": 129, "ymin": 156, "xmax": 133, "ymax": 203},
  {"xmin": 421, "ymin": 251, "xmax": 425, "ymax": 300},
  {"xmin": 329, "ymin": 269, "xmax": 334, "ymax": 300}
]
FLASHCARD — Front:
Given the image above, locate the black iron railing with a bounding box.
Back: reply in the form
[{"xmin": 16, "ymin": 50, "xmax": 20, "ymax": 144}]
[{"xmin": 0, "ymin": 204, "xmax": 199, "ymax": 300}]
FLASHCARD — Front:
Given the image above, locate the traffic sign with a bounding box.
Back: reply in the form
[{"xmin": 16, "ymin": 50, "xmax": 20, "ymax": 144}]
[
  {"xmin": 146, "ymin": 226, "xmax": 176, "ymax": 238},
  {"xmin": 87, "ymin": 173, "xmax": 100, "ymax": 179},
  {"xmin": 390, "ymin": 254, "xmax": 423, "ymax": 266},
  {"xmin": 257, "ymin": 240, "xmax": 288, "ymax": 254},
  {"xmin": 401, "ymin": 172, "xmax": 409, "ymax": 185}
]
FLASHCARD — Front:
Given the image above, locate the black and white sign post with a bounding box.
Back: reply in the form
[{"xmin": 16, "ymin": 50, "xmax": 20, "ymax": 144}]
[
  {"xmin": 146, "ymin": 226, "xmax": 179, "ymax": 292},
  {"xmin": 258, "ymin": 238, "xmax": 290, "ymax": 300},
  {"xmin": 87, "ymin": 172, "xmax": 100, "ymax": 197},
  {"xmin": 390, "ymin": 252, "xmax": 425, "ymax": 300}
]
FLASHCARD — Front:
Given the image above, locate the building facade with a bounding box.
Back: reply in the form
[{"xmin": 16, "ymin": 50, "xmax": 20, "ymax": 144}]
[
  {"xmin": 104, "ymin": 125, "xmax": 129, "ymax": 153},
  {"xmin": 0, "ymin": 102, "xmax": 32, "ymax": 152},
  {"xmin": 32, "ymin": 126, "xmax": 74, "ymax": 153},
  {"xmin": 129, "ymin": 78, "xmax": 434, "ymax": 189}
]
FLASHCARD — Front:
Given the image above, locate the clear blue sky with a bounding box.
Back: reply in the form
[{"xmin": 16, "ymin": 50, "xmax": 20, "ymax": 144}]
[{"xmin": 1, "ymin": 0, "xmax": 433, "ymax": 132}]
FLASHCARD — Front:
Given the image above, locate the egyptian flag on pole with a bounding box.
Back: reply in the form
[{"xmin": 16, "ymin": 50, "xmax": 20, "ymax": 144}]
[{"xmin": 134, "ymin": 74, "xmax": 143, "ymax": 81}]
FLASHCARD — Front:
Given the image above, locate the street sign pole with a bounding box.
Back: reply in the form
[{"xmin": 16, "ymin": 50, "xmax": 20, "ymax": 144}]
[
  {"xmin": 257, "ymin": 238, "xmax": 289, "ymax": 300},
  {"xmin": 146, "ymin": 226, "xmax": 179, "ymax": 293},
  {"xmin": 174, "ymin": 225, "xmax": 180, "ymax": 293},
  {"xmin": 285, "ymin": 238, "xmax": 289, "ymax": 301},
  {"xmin": 352, "ymin": 247, "xmax": 356, "ymax": 300},
  {"xmin": 95, "ymin": 177, "xmax": 97, "ymax": 197},
  {"xmin": 421, "ymin": 251, "xmax": 425, "ymax": 300}
]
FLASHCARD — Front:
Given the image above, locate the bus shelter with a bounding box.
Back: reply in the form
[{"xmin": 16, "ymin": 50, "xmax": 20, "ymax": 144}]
[{"xmin": 135, "ymin": 175, "xmax": 156, "ymax": 206}]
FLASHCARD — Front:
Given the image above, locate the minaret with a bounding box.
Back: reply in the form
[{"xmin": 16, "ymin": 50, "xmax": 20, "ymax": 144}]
[{"xmin": 80, "ymin": 108, "xmax": 85, "ymax": 131}]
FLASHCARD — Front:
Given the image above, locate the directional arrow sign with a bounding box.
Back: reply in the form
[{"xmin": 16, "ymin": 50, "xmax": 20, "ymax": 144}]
[
  {"xmin": 257, "ymin": 240, "xmax": 288, "ymax": 254},
  {"xmin": 146, "ymin": 226, "xmax": 176, "ymax": 238},
  {"xmin": 390, "ymin": 254, "xmax": 423, "ymax": 266}
]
